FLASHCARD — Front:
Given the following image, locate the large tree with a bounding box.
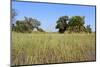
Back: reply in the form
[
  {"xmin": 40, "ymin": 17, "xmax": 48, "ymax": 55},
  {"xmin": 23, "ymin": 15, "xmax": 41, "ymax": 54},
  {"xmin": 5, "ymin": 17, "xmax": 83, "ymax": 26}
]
[
  {"xmin": 68, "ymin": 16, "xmax": 85, "ymax": 32},
  {"xmin": 14, "ymin": 17, "xmax": 41, "ymax": 33},
  {"xmin": 24, "ymin": 17, "xmax": 41, "ymax": 29},
  {"xmin": 56, "ymin": 16, "xmax": 69, "ymax": 33}
]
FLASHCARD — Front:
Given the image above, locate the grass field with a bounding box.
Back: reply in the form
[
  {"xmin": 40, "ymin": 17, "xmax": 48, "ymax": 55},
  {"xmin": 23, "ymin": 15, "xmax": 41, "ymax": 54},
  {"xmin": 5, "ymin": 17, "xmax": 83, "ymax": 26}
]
[{"xmin": 11, "ymin": 32, "xmax": 96, "ymax": 66}]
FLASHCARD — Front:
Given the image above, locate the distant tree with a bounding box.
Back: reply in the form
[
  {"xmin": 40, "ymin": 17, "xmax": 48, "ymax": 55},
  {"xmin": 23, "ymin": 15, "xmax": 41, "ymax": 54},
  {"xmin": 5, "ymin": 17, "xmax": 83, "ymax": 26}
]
[
  {"xmin": 68, "ymin": 16, "xmax": 85, "ymax": 33},
  {"xmin": 11, "ymin": 9, "xmax": 17, "ymax": 22},
  {"xmin": 86, "ymin": 25, "xmax": 92, "ymax": 33},
  {"xmin": 24, "ymin": 17, "xmax": 41, "ymax": 29},
  {"xmin": 14, "ymin": 17, "xmax": 41, "ymax": 33},
  {"xmin": 56, "ymin": 16, "xmax": 69, "ymax": 33},
  {"xmin": 15, "ymin": 20, "xmax": 33, "ymax": 33},
  {"xmin": 11, "ymin": 9, "xmax": 17, "ymax": 31}
]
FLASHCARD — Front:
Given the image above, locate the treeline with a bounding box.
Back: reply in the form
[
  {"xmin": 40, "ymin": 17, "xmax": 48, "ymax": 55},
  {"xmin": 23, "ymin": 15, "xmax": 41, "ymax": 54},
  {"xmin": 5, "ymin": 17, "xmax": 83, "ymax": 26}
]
[
  {"xmin": 12, "ymin": 9, "xmax": 45, "ymax": 33},
  {"xmin": 12, "ymin": 9, "xmax": 92, "ymax": 33},
  {"xmin": 12, "ymin": 16, "xmax": 92, "ymax": 33},
  {"xmin": 56, "ymin": 16, "xmax": 92, "ymax": 33}
]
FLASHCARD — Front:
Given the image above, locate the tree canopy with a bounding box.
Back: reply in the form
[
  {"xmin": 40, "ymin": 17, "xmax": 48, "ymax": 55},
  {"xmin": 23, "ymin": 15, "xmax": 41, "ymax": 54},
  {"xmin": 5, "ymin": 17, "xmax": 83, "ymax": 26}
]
[
  {"xmin": 56, "ymin": 16, "xmax": 69, "ymax": 33},
  {"xmin": 86, "ymin": 25, "xmax": 92, "ymax": 33},
  {"xmin": 68, "ymin": 16, "xmax": 85, "ymax": 33},
  {"xmin": 13, "ymin": 17, "xmax": 41, "ymax": 33},
  {"xmin": 12, "ymin": 15, "xmax": 92, "ymax": 33},
  {"xmin": 56, "ymin": 16, "xmax": 92, "ymax": 33}
]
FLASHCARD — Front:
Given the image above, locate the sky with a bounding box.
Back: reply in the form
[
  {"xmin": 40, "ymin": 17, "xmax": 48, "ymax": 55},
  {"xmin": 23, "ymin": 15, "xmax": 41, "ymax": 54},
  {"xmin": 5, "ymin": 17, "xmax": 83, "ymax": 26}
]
[{"xmin": 12, "ymin": 1, "xmax": 96, "ymax": 32}]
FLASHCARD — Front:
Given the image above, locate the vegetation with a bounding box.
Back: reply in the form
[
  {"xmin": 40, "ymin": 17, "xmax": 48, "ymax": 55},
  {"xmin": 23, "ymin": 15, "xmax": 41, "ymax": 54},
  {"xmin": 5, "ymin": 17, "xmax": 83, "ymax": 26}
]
[
  {"xmin": 56, "ymin": 16, "xmax": 92, "ymax": 33},
  {"xmin": 12, "ymin": 32, "xmax": 95, "ymax": 66},
  {"xmin": 56, "ymin": 16, "xmax": 69, "ymax": 33},
  {"xmin": 11, "ymin": 9, "xmax": 17, "ymax": 22},
  {"xmin": 11, "ymin": 9, "xmax": 95, "ymax": 66},
  {"xmin": 12, "ymin": 17, "xmax": 44, "ymax": 33},
  {"xmin": 86, "ymin": 25, "xmax": 92, "ymax": 33},
  {"xmin": 11, "ymin": 9, "xmax": 92, "ymax": 33},
  {"xmin": 68, "ymin": 16, "xmax": 85, "ymax": 33}
]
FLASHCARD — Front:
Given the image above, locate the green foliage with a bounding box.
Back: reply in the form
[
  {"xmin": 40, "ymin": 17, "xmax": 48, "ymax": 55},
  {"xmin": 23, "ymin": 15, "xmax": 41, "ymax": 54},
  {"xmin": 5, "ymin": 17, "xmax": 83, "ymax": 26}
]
[
  {"xmin": 56, "ymin": 16, "xmax": 69, "ymax": 33},
  {"xmin": 56, "ymin": 16, "xmax": 92, "ymax": 33},
  {"xmin": 68, "ymin": 16, "xmax": 84, "ymax": 26},
  {"xmin": 14, "ymin": 17, "xmax": 41, "ymax": 33},
  {"xmin": 86, "ymin": 25, "xmax": 92, "ymax": 33},
  {"xmin": 68, "ymin": 16, "xmax": 85, "ymax": 33},
  {"xmin": 24, "ymin": 17, "xmax": 41, "ymax": 28},
  {"xmin": 15, "ymin": 20, "xmax": 32, "ymax": 33}
]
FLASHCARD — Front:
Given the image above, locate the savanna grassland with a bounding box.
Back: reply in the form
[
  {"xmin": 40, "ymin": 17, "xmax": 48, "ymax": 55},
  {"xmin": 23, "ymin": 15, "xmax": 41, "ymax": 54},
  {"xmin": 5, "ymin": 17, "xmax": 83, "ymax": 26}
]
[{"xmin": 11, "ymin": 32, "xmax": 96, "ymax": 66}]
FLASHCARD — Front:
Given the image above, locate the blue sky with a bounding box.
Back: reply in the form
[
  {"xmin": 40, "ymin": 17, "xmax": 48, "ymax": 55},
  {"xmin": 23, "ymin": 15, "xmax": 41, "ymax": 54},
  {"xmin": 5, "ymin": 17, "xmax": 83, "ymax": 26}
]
[{"xmin": 12, "ymin": 1, "xmax": 96, "ymax": 32}]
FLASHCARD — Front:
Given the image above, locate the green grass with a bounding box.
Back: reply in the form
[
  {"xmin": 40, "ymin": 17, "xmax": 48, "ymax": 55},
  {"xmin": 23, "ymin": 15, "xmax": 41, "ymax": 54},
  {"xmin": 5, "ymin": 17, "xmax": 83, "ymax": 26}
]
[{"xmin": 11, "ymin": 32, "xmax": 96, "ymax": 66}]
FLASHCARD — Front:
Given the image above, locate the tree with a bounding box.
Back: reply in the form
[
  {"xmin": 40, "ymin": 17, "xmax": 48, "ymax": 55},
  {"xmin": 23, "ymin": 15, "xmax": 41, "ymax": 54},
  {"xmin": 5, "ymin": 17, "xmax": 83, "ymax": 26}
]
[
  {"xmin": 68, "ymin": 16, "xmax": 85, "ymax": 32},
  {"xmin": 56, "ymin": 16, "xmax": 69, "ymax": 33},
  {"xmin": 11, "ymin": 9, "xmax": 17, "ymax": 22},
  {"xmin": 15, "ymin": 20, "xmax": 33, "ymax": 33},
  {"xmin": 86, "ymin": 25, "xmax": 92, "ymax": 33},
  {"xmin": 24, "ymin": 17, "xmax": 41, "ymax": 29},
  {"xmin": 14, "ymin": 17, "xmax": 41, "ymax": 33}
]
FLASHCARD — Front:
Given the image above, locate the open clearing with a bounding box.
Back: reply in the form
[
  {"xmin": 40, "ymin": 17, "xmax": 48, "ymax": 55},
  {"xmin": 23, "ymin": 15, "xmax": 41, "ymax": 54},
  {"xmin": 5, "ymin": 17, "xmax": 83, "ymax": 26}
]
[{"xmin": 11, "ymin": 32, "xmax": 96, "ymax": 66}]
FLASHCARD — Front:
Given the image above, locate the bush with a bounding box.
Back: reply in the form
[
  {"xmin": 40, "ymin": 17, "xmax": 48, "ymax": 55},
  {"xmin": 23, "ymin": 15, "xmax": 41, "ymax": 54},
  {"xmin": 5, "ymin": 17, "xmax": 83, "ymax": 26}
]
[
  {"xmin": 13, "ymin": 17, "xmax": 42, "ymax": 33},
  {"xmin": 14, "ymin": 20, "xmax": 32, "ymax": 33}
]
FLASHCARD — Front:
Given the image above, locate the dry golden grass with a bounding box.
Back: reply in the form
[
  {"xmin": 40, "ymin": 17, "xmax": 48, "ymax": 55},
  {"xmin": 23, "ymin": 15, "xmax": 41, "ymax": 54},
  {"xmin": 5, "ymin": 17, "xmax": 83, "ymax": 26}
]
[{"xmin": 11, "ymin": 32, "xmax": 96, "ymax": 66}]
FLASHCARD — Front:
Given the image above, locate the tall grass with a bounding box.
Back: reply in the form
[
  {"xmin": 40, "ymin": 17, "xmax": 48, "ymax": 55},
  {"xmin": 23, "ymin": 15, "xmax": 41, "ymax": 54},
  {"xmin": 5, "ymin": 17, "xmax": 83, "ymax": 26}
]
[{"xmin": 11, "ymin": 32, "xmax": 96, "ymax": 66}]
